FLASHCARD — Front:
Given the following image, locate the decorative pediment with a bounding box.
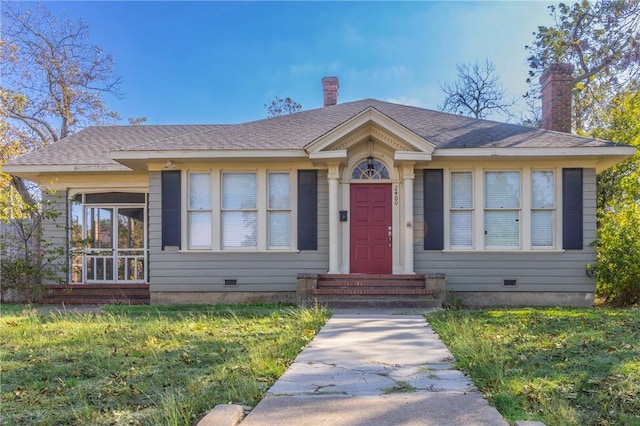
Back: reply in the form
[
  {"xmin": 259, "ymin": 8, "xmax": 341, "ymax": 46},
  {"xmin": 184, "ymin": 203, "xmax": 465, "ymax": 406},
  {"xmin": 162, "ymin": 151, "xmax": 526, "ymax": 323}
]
[{"xmin": 306, "ymin": 107, "xmax": 435, "ymax": 162}]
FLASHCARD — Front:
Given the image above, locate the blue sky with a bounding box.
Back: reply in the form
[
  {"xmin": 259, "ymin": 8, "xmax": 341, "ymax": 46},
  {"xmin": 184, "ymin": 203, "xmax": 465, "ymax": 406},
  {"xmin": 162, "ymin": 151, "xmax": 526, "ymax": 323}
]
[{"xmin": 42, "ymin": 1, "xmax": 557, "ymax": 125}]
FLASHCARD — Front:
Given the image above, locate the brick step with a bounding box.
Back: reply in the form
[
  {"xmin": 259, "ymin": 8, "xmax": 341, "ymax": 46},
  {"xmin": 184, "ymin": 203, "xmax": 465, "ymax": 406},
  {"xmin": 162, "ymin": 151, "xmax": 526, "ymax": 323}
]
[
  {"xmin": 312, "ymin": 287, "xmax": 434, "ymax": 296},
  {"xmin": 317, "ymin": 280, "xmax": 425, "ymax": 288},
  {"xmin": 318, "ymin": 274, "xmax": 424, "ymax": 280}
]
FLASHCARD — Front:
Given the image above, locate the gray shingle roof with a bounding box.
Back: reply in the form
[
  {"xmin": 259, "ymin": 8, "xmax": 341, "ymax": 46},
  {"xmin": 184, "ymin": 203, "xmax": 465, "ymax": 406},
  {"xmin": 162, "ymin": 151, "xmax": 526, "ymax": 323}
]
[{"xmin": 7, "ymin": 99, "xmax": 624, "ymax": 167}]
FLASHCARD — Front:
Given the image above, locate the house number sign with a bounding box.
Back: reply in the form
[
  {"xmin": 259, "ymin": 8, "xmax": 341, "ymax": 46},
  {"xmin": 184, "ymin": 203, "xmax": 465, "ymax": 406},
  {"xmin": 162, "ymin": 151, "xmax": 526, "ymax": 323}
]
[{"xmin": 394, "ymin": 185, "xmax": 399, "ymax": 205}]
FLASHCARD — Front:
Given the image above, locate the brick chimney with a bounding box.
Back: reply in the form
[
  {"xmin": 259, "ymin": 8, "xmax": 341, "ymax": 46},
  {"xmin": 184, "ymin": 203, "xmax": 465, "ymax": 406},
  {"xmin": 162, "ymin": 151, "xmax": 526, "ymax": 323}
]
[
  {"xmin": 322, "ymin": 76, "xmax": 339, "ymax": 107},
  {"xmin": 540, "ymin": 63, "xmax": 574, "ymax": 133}
]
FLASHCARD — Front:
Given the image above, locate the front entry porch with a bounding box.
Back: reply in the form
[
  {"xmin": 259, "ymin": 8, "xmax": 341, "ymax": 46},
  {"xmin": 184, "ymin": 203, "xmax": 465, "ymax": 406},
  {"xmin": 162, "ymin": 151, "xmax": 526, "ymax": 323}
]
[
  {"xmin": 297, "ymin": 273, "xmax": 446, "ymax": 308},
  {"xmin": 306, "ymin": 111, "xmax": 434, "ymax": 276}
]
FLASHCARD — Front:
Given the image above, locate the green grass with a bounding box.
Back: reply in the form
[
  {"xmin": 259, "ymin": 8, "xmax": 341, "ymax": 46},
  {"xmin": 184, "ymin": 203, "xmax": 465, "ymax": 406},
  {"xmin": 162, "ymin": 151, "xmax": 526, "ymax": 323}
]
[
  {"xmin": 425, "ymin": 308, "xmax": 640, "ymax": 426},
  {"xmin": 0, "ymin": 303, "xmax": 329, "ymax": 425}
]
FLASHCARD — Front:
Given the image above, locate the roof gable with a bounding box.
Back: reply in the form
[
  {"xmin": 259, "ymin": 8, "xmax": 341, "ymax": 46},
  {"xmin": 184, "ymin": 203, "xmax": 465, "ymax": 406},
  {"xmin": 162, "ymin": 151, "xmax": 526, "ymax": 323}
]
[{"xmin": 305, "ymin": 107, "xmax": 435, "ymax": 156}]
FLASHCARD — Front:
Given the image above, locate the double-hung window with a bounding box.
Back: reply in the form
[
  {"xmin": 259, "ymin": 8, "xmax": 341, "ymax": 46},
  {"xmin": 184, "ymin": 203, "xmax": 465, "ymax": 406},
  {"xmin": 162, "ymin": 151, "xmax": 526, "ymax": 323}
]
[
  {"xmin": 484, "ymin": 171, "xmax": 520, "ymax": 248},
  {"xmin": 222, "ymin": 173, "xmax": 257, "ymax": 249},
  {"xmin": 447, "ymin": 169, "xmax": 558, "ymax": 251},
  {"xmin": 188, "ymin": 173, "xmax": 212, "ymax": 249},
  {"xmin": 531, "ymin": 171, "xmax": 554, "ymax": 247},
  {"xmin": 450, "ymin": 171, "xmax": 473, "ymax": 247},
  {"xmin": 186, "ymin": 170, "xmax": 292, "ymax": 251},
  {"xmin": 268, "ymin": 173, "xmax": 291, "ymax": 248}
]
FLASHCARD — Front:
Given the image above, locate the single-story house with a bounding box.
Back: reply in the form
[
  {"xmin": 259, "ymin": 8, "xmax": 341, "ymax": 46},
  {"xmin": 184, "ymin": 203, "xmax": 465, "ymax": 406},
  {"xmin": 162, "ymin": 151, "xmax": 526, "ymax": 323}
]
[{"xmin": 4, "ymin": 65, "xmax": 635, "ymax": 306}]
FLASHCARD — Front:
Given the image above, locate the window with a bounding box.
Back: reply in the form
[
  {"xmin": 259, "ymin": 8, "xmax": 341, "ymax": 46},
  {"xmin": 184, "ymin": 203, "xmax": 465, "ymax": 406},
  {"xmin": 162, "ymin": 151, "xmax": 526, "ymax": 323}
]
[
  {"xmin": 188, "ymin": 173, "xmax": 212, "ymax": 248},
  {"xmin": 445, "ymin": 169, "xmax": 559, "ymax": 251},
  {"xmin": 68, "ymin": 193, "xmax": 147, "ymax": 283},
  {"xmin": 450, "ymin": 172, "xmax": 473, "ymax": 247},
  {"xmin": 185, "ymin": 170, "xmax": 293, "ymax": 251},
  {"xmin": 222, "ymin": 173, "xmax": 257, "ymax": 248},
  {"xmin": 351, "ymin": 159, "xmax": 390, "ymax": 180},
  {"xmin": 531, "ymin": 171, "xmax": 554, "ymax": 247},
  {"xmin": 268, "ymin": 173, "xmax": 291, "ymax": 248},
  {"xmin": 484, "ymin": 171, "xmax": 520, "ymax": 248}
]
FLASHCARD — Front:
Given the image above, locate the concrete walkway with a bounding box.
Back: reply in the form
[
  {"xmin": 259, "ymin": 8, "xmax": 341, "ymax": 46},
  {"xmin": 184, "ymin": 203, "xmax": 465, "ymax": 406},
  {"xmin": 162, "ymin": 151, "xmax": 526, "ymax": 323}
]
[{"xmin": 240, "ymin": 309, "xmax": 509, "ymax": 426}]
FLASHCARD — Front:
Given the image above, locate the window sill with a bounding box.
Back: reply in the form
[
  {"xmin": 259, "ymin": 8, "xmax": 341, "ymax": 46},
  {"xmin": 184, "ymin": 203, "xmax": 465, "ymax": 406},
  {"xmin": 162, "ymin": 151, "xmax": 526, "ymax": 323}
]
[
  {"xmin": 442, "ymin": 249, "xmax": 565, "ymax": 254},
  {"xmin": 178, "ymin": 249, "xmax": 300, "ymax": 254}
]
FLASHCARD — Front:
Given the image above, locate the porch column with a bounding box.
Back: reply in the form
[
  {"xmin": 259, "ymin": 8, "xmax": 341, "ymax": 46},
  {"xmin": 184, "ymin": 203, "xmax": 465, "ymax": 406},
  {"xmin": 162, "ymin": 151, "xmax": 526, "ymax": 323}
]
[
  {"xmin": 402, "ymin": 164, "xmax": 415, "ymax": 274},
  {"xmin": 327, "ymin": 163, "xmax": 341, "ymax": 274}
]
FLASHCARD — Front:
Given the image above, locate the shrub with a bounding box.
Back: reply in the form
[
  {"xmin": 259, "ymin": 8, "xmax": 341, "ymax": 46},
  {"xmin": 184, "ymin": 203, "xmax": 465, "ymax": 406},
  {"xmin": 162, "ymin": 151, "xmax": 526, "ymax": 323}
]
[
  {"xmin": 0, "ymin": 200, "xmax": 66, "ymax": 303},
  {"xmin": 595, "ymin": 204, "xmax": 640, "ymax": 306}
]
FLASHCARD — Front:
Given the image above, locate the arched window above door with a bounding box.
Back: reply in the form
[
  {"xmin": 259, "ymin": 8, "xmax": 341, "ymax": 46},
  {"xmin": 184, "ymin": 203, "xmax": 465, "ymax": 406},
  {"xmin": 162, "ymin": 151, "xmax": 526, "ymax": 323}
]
[{"xmin": 351, "ymin": 158, "xmax": 390, "ymax": 180}]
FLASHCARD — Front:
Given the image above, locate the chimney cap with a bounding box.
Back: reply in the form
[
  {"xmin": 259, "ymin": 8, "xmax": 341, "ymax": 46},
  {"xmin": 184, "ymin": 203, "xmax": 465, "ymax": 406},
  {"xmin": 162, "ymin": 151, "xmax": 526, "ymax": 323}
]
[
  {"xmin": 322, "ymin": 76, "xmax": 339, "ymax": 86},
  {"xmin": 540, "ymin": 63, "xmax": 574, "ymax": 86}
]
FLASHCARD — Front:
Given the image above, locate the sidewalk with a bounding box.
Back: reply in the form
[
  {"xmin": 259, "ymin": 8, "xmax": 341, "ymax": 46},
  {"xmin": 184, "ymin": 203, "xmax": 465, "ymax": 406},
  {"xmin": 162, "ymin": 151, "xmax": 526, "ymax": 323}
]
[{"xmin": 239, "ymin": 309, "xmax": 509, "ymax": 426}]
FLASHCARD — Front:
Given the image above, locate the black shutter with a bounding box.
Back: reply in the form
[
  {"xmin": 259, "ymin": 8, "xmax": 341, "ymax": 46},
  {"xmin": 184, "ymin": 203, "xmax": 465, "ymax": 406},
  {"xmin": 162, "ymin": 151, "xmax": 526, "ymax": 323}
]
[
  {"xmin": 424, "ymin": 169, "xmax": 444, "ymax": 250},
  {"xmin": 297, "ymin": 170, "xmax": 318, "ymax": 250},
  {"xmin": 161, "ymin": 171, "xmax": 181, "ymax": 249},
  {"xmin": 562, "ymin": 168, "xmax": 583, "ymax": 250}
]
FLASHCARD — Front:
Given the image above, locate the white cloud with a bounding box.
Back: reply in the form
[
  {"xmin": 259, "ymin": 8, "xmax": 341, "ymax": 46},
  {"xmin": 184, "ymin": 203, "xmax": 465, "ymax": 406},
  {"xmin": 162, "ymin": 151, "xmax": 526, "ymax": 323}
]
[{"xmin": 385, "ymin": 96, "xmax": 424, "ymax": 107}]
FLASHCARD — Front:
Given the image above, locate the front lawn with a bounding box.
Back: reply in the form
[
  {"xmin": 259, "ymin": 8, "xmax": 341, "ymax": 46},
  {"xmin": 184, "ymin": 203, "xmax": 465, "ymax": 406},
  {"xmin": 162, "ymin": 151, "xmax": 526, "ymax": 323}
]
[
  {"xmin": 425, "ymin": 308, "xmax": 640, "ymax": 426},
  {"xmin": 0, "ymin": 304, "xmax": 329, "ymax": 425}
]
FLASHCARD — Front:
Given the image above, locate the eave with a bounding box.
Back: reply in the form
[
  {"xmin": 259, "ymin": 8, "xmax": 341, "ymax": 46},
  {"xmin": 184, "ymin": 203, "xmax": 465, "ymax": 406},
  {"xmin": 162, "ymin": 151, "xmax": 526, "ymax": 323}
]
[
  {"xmin": 111, "ymin": 149, "xmax": 309, "ymax": 171},
  {"xmin": 1, "ymin": 163, "xmax": 132, "ymax": 182},
  {"xmin": 433, "ymin": 146, "xmax": 636, "ymax": 172}
]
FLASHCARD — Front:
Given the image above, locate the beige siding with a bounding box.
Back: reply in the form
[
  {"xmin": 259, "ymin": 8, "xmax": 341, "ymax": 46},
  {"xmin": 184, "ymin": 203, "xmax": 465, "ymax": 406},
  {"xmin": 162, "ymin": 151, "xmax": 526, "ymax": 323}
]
[
  {"xmin": 148, "ymin": 171, "xmax": 329, "ymax": 292},
  {"xmin": 414, "ymin": 168, "xmax": 597, "ymax": 293},
  {"xmin": 42, "ymin": 190, "xmax": 69, "ymax": 284}
]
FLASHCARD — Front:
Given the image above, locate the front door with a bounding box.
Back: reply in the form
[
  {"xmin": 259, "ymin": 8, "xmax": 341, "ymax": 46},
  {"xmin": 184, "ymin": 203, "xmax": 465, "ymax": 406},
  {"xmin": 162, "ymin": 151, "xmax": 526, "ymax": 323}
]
[
  {"xmin": 83, "ymin": 206, "xmax": 146, "ymax": 282},
  {"xmin": 350, "ymin": 184, "xmax": 392, "ymax": 274}
]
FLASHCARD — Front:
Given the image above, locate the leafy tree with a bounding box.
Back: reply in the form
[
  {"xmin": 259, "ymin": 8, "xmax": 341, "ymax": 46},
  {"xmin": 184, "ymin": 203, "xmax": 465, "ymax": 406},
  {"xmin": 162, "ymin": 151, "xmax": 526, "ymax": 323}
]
[
  {"xmin": 592, "ymin": 88, "xmax": 640, "ymax": 210},
  {"xmin": 526, "ymin": 0, "xmax": 640, "ymax": 132},
  {"xmin": 527, "ymin": 1, "xmax": 640, "ymax": 305},
  {"xmin": 595, "ymin": 204, "xmax": 640, "ymax": 306},
  {"xmin": 438, "ymin": 59, "xmax": 517, "ymax": 120},
  {"xmin": 264, "ymin": 96, "xmax": 302, "ymax": 117},
  {"xmin": 1, "ymin": 1, "xmax": 122, "ymax": 205},
  {"xmin": 590, "ymin": 90, "xmax": 640, "ymax": 305}
]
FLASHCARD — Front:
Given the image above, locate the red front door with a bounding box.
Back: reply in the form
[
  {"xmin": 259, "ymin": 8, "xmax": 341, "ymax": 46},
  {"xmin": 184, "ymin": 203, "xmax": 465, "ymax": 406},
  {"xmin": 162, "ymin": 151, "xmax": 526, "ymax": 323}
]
[{"xmin": 350, "ymin": 184, "xmax": 392, "ymax": 274}]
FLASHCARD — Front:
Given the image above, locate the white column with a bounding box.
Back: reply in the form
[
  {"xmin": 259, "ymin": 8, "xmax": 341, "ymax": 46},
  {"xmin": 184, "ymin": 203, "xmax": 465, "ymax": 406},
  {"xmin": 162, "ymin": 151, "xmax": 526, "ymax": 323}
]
[
  {"xmin": 327, "ymin": 163, "xmax": 341, "ymax": 274},
  {"xmin": 402, "ymin": 164, "xmax": 415, "ymax": 274}
]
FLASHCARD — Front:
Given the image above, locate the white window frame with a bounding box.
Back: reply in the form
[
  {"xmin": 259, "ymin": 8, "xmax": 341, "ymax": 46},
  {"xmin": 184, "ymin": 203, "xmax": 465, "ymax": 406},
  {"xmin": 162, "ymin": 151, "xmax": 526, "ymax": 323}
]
[
  {"xmin": 183, "ymin": 168, "xmax": 295, "ymax": 252},
  {"xmin": 221, "ymin": 172, "xmax": 259, "ymax": 250},
  {"xmin": 267, "ymin": 172, "xmax": 292, "ymax": 249},
  {"xmin": 445, "ymin": 167, "xmax": 560, "ymax": 252},
  {"xmin": 187, "ymin": 172, "xmax": 213, "ymax": 249},
  {"xmin": 449, "ymin": 170, "xmax": 474, "ymax": 249},
  {"xmin": 530, "ymin": 169, "xmax": 556, "ymax": 249},
  {"xmin": 484, "ymin": 170, "xmax": 521, "ymax": 249}
]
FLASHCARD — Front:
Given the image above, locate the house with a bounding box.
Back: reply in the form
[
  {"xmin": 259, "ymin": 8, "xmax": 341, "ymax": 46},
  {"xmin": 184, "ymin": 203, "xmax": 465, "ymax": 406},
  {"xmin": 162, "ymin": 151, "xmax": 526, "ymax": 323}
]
[{"xmin": 4, "ymin": 65, "xmax": 635, "ymax": 307}]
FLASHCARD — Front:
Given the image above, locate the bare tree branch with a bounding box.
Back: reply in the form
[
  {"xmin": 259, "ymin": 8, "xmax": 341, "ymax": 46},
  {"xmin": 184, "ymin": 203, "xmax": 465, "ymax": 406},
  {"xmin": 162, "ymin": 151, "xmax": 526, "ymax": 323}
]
[
  {"xmin": 1, "ymin": 1, "xmax": 124, "ymax": 205},
  {"xmin": 438, "ymin": 59, "xmax": 517, "ymax": 120}
]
